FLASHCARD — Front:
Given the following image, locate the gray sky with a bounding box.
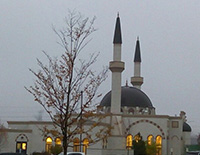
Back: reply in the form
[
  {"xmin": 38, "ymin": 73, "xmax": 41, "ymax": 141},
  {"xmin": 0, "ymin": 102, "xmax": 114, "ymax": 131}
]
[{"xmin": 0, "ymin": 0, "xmax": 200, "ymax": 134}]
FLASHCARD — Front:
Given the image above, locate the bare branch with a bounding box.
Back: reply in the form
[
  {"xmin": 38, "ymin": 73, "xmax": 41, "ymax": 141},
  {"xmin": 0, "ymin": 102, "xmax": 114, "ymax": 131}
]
[{"xmin": 26, "ymin": 11, "xmax": 110, "ymax": 154}]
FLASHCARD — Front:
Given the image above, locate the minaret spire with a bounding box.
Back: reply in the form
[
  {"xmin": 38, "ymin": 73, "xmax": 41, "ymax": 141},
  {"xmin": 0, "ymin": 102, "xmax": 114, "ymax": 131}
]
[
  {"xmin": 113, "ymin": 14, "xmax": 122, "ymax": 44},
  {"xmin": 109, "ymin": 15, "xmax": 124, "ymax": 114},
  {"xmin": 131, "ymin": 38, "xmax": 143, "ymax": 89},
  {"xmin": 134, "ymin": 38, "xmax": 141, "ymax": 62}
]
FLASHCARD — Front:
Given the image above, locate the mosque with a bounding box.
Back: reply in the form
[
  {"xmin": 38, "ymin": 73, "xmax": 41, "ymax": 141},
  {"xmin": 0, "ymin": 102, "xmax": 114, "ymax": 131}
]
[{"xmin": 0, "ymin": 16, "xmax": 192, "ymax": 155}]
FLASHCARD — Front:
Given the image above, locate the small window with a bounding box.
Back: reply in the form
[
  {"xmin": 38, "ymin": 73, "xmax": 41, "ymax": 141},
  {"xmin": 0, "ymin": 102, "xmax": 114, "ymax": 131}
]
[
  {"xmin": 55, "ymin": 137, "xmax": 62, "ymax": 146},
  {"xmin": 73, "ymin": 138, "xmax": 80, "ymax": 152},
  {"xmin": 172, "ymin": 121, "xmax": 179, "ymax": 128},
  {"xmin": 156, "ymin": 135, "xmax": 162, "ymax": 155},
  {"xmin": 126, "ymin": 134, "xmax": 133, "ymax": 149},
  {"xmin": 22, "ymin": 143, "xmax": 26, "ymax": 150},
  {"xmin": 128, "ymin": 108, "xmax": 134, "ymax": 114},
  {"xmin": 147, "ymin": 135, "xmax": 154, "ymax": 145},
  {"xmin": 46, "ymin": 137, "xmax": 53, "ymax": 153},
  {"xmin": 83, "ymin": 138, "xmax": 89, "ymax": 154}
]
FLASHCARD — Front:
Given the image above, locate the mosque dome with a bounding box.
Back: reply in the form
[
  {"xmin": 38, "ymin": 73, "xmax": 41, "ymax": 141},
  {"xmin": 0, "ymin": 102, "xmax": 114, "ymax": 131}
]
[
  {"xmin": 100, "ymin": 86, "xmax": 153, "ymax": 108},
  {"xmin": 183, "ymin": 122, "xmax": 192, "ymax": 132}
]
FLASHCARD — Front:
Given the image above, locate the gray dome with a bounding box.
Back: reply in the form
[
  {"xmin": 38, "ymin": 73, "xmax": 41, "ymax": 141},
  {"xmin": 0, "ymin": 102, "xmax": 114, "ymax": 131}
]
[
  {"xmin": 100, "ymin": 86, "xmax": 153, "ymax": 108},
  {"xmin": 183, "ymin": 122, "xmax": 192, "ymax": 132}
]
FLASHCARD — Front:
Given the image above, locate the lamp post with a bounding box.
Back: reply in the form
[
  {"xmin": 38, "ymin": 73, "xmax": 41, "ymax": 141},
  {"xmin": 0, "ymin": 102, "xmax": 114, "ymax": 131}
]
[
  {"xmin": 170, "ymin": 148, "xmax": 173, "ymax": 155},
  {"xmin": 80, "ymin": 91, "xmax": 83, "ymax": 152},
  {"xmin": 127, "ymin": 147, "xmax": 129, "ymax": 155}
]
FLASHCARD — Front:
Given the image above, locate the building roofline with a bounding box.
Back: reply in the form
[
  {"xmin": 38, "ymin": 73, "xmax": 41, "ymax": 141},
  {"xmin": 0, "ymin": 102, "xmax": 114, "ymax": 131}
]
[
  {"xmin": 109, "ymin": 113, "xmax": 182, "ymax": 119},
  {"xmin": 7, "ymin": 121, "xmax": 53, "ymax": 125},
  {"xmin": 0, "ymin": 128, "xmax": 32, "ymax": 133}
]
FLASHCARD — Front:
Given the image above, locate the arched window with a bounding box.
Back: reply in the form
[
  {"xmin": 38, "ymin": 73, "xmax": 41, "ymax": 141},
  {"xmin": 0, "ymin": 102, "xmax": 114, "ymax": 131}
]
[
  {"xmin": 16, "ymin": 134, "xmax": 28, "ymax": 154},
  {"xmin": 55, "ymin": 137, "xmax": 62, "ymax": 146},
  {"xmin": 128, "ymin": 108, "xmax": 134, "ymax": 114},
  {"xmin": 83, "ymin": 138, "xmax": 89, "ymax": 154},
  {"xmin": 147, "ymin": 135, "xmax": 154, "ymax": 145},
  {"xmin": 134, "ymin": 134, "xmax": 141, "ymax": 143},
  {"xmin": 73, "ymin": 138, "xmax": 80, "ymax": 152},
  {"xmin": 126, "ymin": 134, "xmax": 133, "ymax": 149},
  {"xmin": 156, "ymin": 135, "xmax": 162, "ymax": 155},
  {"xmin": 16, "ymin": 142, "xmax": 27, "ymax": 154},
  {"xmin": 46, "ymin": 137, "xmax": 53, "ymax": 153}
]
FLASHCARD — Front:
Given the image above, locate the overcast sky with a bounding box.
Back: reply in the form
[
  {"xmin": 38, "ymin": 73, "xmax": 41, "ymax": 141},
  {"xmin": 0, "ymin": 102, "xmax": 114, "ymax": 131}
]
[{"xmin": 0, "ymin": 0, "xmax": 200, "ymax": 134}]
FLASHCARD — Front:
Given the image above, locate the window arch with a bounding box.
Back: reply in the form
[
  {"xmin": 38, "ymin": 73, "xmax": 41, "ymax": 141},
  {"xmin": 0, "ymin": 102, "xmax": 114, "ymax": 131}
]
[
  {"xmin": 128, "ymin": 108, "xmax": 134, "ymax": 114},
  {"xmin": 46, "ymin": 137, "xmax": 53, "ymax": 153},
  {"xmin": 55, "ymin": 137, "xmax": 62, "ymax": 146},
  {"xmin": 147, "ymin": 135, "xmax": 154, "ymax": 145},
  {"xmin": 126, "ymin": 134, "xmax": 133, "ymax": 149},
  {"xmin": 156, "ymin": 135, "xmax": 162, "ymax": 155},
  {"xmin": 83, "ymin": 138, "xmax": 89, "ymax": 154},
  {"xmin": 73, "ymin": 138, "xmax": 80, "ymax": 152}
]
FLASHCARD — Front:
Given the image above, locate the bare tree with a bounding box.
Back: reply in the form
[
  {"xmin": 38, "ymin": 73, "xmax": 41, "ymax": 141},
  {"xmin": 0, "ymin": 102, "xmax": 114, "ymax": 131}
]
[
  {"xmin": 26, "ymin": 11, "xmax": 110, "ymax": 154},
  {"xmin": 0, "ymin": 121, "xmax": 7, "ymax": 151}
]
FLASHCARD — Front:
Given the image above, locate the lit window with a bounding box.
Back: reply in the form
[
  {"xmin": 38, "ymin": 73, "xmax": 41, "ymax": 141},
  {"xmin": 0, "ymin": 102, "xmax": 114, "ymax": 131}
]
[
  {"xmin": 73, "ymin": 138, "xmax": 80, "ymax": 152},
  {"xmin": 46, "ymin": 137, "xmax": 53, "ymax": 143},
  {"xmin": 16, "ymin": 134, "xmax": 28, "ymax": 154},
  {"xmin": 147, "ymin": 135, "xmax": 154, "ymax": 145},
  {"xmin": 17, "ymin": 143, "xmax": 21, "ymax": 150},
  {"xmin": 126, "ymin": 134, "xmax": 133, "ymax": 149},
  {"xmin": 22, "ymin": 143, "xmax": 26, "ymax": 150},
  {"xmin": 46, "ymin": 137, "xmax": 52, "ymax": 153},
  {"xmin": 16, "ymin": 142, "xmax": 27, "ymax": 154},
  {"xmin": 55, "ymin": 137, "xmax": 62, "ymax": 146},
  {"xmin": 83, "ymin": 138, "xmax": 89, "ymax": 153},
  {"xmin": 134, "ymin": 134, "xmax": 141, "ymax": 143},
  {"xmin": 156, "ymin": 135, "xmax": 162, "ymax": 155}
]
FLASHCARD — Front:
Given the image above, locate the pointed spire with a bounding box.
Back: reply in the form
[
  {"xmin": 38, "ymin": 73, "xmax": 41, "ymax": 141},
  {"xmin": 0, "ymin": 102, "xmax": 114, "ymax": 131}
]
[
  {"xmin": 113, "ymin": 14, "xmax": 122, "ymax": 44},
  {"xmin": 134, "ymin": 37, "xmax": 141, "ymax": 62}
]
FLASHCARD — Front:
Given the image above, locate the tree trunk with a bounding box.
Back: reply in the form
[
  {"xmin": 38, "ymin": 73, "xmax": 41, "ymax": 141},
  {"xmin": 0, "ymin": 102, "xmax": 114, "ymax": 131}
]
[{"xmin": 63, "ymin": 133, "xmax": 68, "ymax": 155}]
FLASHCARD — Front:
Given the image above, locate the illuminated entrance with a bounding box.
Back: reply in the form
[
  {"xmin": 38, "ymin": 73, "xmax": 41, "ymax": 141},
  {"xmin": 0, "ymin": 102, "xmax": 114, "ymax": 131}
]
[{"xmin": 16, "ymin": 134, "xmax": 28, "ymax": 154}]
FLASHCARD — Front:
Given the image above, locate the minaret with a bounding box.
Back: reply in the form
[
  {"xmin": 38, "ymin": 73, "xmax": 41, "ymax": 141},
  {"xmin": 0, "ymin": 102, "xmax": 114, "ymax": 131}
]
[
  {"xmin": 131, "ymin": 37, "xmax": 143, "ymax": 89},
  {"xmin": 109, "ymin": 15, "xmax": 124, "ymax": 114}
]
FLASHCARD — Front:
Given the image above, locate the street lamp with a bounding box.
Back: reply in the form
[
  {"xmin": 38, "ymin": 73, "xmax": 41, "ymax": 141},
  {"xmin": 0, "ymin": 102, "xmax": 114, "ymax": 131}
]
[{"xmin": 80, "ymin": 91, "xmax": 83, "ymax": 152}]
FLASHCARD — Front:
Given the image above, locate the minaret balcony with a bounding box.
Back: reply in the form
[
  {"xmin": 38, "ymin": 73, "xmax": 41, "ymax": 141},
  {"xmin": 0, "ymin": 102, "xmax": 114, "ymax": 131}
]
[
  {"xmin": 131, "ymin": 77, "xmax": 144, "ymax": 85},
  {"xmin": 109, "ymin": 61, "xmax": 125, "ymax": 72}
]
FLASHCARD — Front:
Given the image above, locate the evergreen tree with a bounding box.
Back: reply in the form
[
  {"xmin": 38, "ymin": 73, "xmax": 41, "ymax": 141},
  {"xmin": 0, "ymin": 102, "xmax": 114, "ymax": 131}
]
[
  {"xmin": 146, "ymin": 141, "xmax": 156, "ymax": 155},
  {"xmin": 132, "ymin": 133, "xmax": 146, "ymax": 155}
]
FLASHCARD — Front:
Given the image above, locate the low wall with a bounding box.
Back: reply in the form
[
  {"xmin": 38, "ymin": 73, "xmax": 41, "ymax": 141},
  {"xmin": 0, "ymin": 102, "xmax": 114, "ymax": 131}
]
[{"xmin": 87, "ymin": 148, "xmax": 134, "ymax": 155}]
